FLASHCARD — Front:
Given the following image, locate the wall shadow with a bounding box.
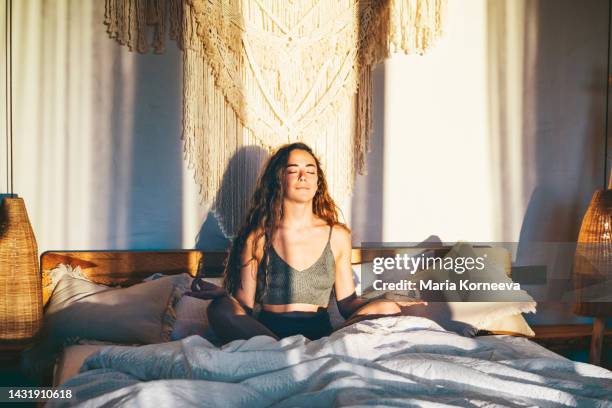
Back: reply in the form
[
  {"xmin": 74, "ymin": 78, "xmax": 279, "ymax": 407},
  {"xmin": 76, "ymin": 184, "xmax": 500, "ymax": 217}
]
[
  {"xmin": 102, "ymin": 26, "xmax": 183, "ymax": 249},
  {"xmin": 517, "ymin": 2, "xmax": 607, "ymax": 323},
  {"xmin": 351, "ymin": 65, "xmax": 385, "ymax": 244},
  {"xmin": 350, "ymin": 1, "xmax": 386, "ymax": 245},
  {"xmin": 487, "ymin": 0, "xmax": 609, "ymax": 324},
  {"xmin": 126, "ymin": 41, "xmax": 183, "ymax": 249},
  {"xmin": 195, "ymin": 145, "xmax": 268, "ymax": 250}
]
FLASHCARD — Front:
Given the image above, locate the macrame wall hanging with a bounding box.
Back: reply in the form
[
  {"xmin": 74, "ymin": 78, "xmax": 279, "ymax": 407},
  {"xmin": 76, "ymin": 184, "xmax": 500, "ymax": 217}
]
[{"xmin": 105, "ymin": 0, "xmax": 446, "ymax": 237}]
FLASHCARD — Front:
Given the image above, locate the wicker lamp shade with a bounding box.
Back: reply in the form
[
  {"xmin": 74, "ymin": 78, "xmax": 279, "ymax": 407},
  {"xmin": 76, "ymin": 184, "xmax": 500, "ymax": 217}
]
[
  {"xmin": 573, "ymin": 189, "xmax": 612, "ymax": 317},
  {"xmin": 0, "ymin": 197, "xmax": 43, "ymax": 343},
  {"xmin": 573, "ymin": 190, "xmax": 612, "ymax": 317}
]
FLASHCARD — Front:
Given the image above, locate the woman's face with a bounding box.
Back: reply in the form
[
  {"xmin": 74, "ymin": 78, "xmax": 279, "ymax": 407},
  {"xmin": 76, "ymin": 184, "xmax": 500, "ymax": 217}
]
[{"xmin": 283, "ymin": 149, "xmax": 318, "ymax": 203}]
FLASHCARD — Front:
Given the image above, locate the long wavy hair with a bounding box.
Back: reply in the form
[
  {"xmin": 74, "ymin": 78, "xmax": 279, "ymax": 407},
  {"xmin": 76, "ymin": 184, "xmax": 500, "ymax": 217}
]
[{"xmin": 223, "ymin": 142, "xmax": 344, "ymax": 303}]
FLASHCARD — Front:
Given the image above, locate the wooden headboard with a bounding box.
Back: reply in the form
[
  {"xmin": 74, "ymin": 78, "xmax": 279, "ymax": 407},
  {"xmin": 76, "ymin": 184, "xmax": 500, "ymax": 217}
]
[
  {"xmin": 40, "ymin": 246, "xmax": 501, "ymax": 305},
  {"xmin": 41, "ymin": 250, "xmax": 222, "ymax": 285},
  {"xmin": 40, "ymin": 247, "xmax": 458, "ymax": 280}
]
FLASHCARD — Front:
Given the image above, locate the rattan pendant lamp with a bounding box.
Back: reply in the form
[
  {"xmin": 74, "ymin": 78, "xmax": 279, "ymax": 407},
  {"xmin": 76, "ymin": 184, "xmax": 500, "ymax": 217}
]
[{"xmin": 0, "ymin": 0, "xmax": 42, "ymax": 356}]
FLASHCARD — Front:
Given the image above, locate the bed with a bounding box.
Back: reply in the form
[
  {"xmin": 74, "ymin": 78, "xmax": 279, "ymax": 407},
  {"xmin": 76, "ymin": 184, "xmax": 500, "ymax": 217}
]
[{"xmin": 27, "ymin": 249, "xmax": 612, "ymax": 407}]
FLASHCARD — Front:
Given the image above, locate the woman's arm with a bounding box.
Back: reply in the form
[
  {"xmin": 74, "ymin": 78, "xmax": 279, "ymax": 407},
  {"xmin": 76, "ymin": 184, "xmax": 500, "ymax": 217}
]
[
  {"xmin": 333, "ymin": 226, "xmax": 369, "ymax": 319},
  {"xmin": 197, "ymin": 231, "xmax": 279, "ymax": 342},
  {"xmin": 187, "ymin": 231, "xmax": 261, "ymax": 314},
  {"xmin": 231, "ymin": 231, "xmax": 263, "ymax": 314}
]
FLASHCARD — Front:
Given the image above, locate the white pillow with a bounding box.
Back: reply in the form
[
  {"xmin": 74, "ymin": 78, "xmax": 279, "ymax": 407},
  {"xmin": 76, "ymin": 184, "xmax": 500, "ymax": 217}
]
[{"xmin": 43, "ymin": 264, "xmax": 90, "ymax": 305}]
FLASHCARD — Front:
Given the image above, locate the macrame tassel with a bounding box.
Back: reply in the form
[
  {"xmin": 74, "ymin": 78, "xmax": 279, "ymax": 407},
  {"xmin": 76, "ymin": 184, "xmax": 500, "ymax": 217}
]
[
  {"xmin": 386, "ymin": 0, "xmax": 446, "ymax": 57},
  {"xmin": 356, "ymin": 67, "xmax": 373, "ymax": 175},
  {"xmin": 104, "ymin": 0, "xmax": 183, "ymax": 53},
  {"xmin": 147, "ymin": 0, "xmax": 166, "ymax": 52},
  {"xmin": 168, "ymin": 0, "xmax": 185, "ymax": 43}
]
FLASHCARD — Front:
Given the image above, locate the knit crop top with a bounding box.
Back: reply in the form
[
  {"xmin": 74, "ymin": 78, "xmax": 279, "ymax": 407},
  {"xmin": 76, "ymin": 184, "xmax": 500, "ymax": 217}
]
[{"xmin": 261, "ymin": 226, "xmax": 335, "ymax": 307}]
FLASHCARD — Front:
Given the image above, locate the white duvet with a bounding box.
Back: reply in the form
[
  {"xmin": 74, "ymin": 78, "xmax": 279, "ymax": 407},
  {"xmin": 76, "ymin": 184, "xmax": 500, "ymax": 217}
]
[{"xmin": 49, "ymin": 316, "xmax": 612, "ymax": 408}]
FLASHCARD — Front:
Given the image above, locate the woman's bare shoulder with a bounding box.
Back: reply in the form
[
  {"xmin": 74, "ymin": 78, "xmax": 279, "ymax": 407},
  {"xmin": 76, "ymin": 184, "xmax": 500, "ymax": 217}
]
[
  {"xmin": 331, "ymin": 223, "xmax": 351, "ymax": 247},
  {"xmin": 332, "ymin": 222, "xmax": 351, "ymax": 234}
]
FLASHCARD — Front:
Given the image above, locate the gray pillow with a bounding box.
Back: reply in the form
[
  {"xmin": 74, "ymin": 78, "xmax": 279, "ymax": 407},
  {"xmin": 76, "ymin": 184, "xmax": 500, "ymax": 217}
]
[
  {"xmin": 44, "ymin": 273, "xmax": 191, "ymax": 343},
  {"xmin": 21, "ymin": 273, "xmax": 191, "ymax": 377}
]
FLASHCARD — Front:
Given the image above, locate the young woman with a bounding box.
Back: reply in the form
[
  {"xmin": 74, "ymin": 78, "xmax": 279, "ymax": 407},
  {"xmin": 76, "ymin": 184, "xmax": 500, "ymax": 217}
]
[{"xmin": 187, "ymin": 143, "xmax": 426, "ymax": 343}]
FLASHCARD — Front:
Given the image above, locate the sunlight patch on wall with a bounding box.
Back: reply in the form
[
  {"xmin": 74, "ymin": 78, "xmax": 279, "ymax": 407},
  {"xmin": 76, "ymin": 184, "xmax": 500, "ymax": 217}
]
[{"xmin": 382, "ymin": 0, "xmax": 494, "ymax": 243}]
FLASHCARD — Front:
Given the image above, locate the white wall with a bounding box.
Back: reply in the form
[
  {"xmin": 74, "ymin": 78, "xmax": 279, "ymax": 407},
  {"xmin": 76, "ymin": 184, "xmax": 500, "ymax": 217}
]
[
  {"xmin": 353, "ymin": 0, "xmax": 608, "ymax": 324},
  {"xmin": 2, "ymin": 0, "xmax": 228, "ymax": 252},
  {"xmin": 351, "ymin": 0, "xmax": 607, "ymax": 246},
  {"xmin": 1, "ymin": 0, "xmax": 608, "ymax": 323},
  {"xmin": 383, "ymin": 0, "xmax": 494, "ymax": 243}
]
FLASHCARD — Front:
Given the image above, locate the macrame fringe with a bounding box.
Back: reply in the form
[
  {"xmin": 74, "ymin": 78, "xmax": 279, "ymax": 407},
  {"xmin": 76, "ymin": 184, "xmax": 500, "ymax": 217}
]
[
  {"xmin": 386, "ymin": 0, "xmax": 447, "ymax": 58},
  {"xmin": 104, "ymin": 0, "xmax": 185, "ymax": 53},
  {"xmin": 105, "ymin": 0, "xmax": 447, "ymax": 237}
]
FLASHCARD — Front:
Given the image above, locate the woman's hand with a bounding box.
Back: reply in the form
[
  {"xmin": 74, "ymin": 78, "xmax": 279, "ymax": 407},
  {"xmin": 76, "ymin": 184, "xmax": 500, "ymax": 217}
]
[
  {"xmin": 395, "ymin": 300, "xmax": 428, "ymax": 314},
  {"xmin": 185, "ymin": 278, "xmax": 227, "ymax": 300}
]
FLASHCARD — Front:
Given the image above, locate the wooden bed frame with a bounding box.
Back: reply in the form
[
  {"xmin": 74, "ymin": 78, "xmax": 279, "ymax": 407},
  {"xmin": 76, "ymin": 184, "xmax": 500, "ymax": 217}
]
[
  {"xmin": 39, "ymin": 248, "xmax": 610, "ymax": 366},
  {"xmin": 39, "ymin": 247, "xmax": 461, "ymax": 303},
  {"xmin": 41, "ymin": 250, "xmax": 220, "ymax": 286},
  {"xmin": 40, "ymin": 246, "xmax": 506, "ymax": 278}
]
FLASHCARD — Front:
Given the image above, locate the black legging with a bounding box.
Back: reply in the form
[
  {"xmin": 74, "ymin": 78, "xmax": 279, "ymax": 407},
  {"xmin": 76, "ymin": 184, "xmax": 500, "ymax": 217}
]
[{"xmin": 257, "ymin": 308, "xmax": 333, "ymax": 340}]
